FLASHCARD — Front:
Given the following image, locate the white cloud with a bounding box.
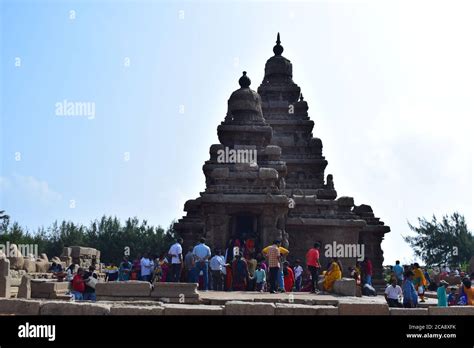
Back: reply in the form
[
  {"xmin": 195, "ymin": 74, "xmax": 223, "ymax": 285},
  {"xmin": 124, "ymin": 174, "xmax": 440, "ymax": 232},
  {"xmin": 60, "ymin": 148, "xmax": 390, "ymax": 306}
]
[{"xmin": 0, "ymin": 175, "xmax": 62, "ymax": 205}]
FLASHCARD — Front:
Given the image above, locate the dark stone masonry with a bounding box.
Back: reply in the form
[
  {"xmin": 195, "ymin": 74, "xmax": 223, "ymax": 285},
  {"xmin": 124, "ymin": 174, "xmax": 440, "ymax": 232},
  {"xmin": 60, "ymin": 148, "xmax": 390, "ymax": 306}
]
[{"xmin": 174, "ymin": 34, "xmax": 390, "ymax": 285}]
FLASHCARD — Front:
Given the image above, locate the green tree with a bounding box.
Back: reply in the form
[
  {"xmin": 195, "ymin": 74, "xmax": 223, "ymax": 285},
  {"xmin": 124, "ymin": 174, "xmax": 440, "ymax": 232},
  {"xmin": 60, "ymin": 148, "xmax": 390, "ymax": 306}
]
[
  {"xmin": 0, "ymin": 215, "xmax": 177, "ymax": 263},
  {"xmin": 404, "ymin": 212, "xmax": 474, "ymax": 266}
]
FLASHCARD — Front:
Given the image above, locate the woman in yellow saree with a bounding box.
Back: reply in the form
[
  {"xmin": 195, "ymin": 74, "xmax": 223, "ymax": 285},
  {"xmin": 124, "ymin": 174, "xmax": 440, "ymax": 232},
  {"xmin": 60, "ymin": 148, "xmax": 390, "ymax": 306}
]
[
  {"xmin": 323, "ymin": 258, "xmax": 342, "ymax": 292},
  {"xmin": 413, "ymin": 263, "xmax": 428, "ymax": 302}
]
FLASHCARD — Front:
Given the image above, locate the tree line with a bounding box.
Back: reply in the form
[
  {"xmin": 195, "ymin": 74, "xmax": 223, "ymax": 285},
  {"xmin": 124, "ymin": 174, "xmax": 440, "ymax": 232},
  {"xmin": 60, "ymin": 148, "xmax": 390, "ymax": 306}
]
[{"xmin": 0, "ymin": 214, "xmax": 176, "ymax": 263}]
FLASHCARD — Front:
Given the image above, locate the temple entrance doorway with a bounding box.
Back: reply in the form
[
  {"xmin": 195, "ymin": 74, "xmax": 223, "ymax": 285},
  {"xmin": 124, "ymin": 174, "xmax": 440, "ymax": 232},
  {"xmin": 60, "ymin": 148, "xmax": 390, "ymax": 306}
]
[{"xmin": 228, "ymin": 214, "xmax": 260, "ymax": 259}]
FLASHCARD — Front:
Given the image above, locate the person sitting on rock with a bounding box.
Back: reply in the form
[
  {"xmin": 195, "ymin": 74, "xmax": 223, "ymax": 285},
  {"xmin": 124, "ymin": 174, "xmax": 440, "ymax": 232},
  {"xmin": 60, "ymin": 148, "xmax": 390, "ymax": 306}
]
[
  {"xmin": 322, "ymin": 257, "xmax": 342, "ymax": 292},
  {"xmin": 447, "ymin": 287, "xmax": 457, "ymax": 306},
  {"xmin": 71, "ymin": 268, "xmax": 86, "ymax": 301},
  {"xmin": 385, "ymin": 277, "xmax": 403, "ymax": 307},
  {"xmin": 458, "ymin": 277, "xmax": 473, "ymax": 305}
]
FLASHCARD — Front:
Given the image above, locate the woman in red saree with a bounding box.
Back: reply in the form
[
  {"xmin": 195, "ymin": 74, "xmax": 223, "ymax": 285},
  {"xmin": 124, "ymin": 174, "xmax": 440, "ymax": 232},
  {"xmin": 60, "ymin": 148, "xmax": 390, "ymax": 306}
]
[
  {"xmin": 232, "ymin": 254, "xmax": 249, "ymax": 291},
  {"xmin": 283, "ymin": 261, "xmax": 295, "ymax": 292}
]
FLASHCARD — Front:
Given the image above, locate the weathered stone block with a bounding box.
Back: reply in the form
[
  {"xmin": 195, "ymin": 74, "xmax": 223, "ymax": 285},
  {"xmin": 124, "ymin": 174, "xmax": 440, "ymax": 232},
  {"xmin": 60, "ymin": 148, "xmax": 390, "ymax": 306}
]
[
  {"xmin": 211, "ymin": 168, "xmax": 229, "ymax": 178},
  {"xmin": 0, "ymin": 258, "xmax": 11, "ymax": 298},
  {"xmin": 275, "ymin": 303, "xmax": 319, "ymax": 315},
  {"xmin": 40, "ymin": 301, "xmax": 111, "ymax": 315},
  {"xmin": 428, "ymin": 306, "xmax": 474, "ymax": 315},
  {"xmin": 333, "ymin": 278, "xmax": 356, "ymax": 296},
  {"xmin": 110, "ymin": 305, "xmax": 164, "ymax": 315},
  {"xmin": 96, "ymin": 281, "xmax": 151, "ymax": 297},
  {"xmin": 31, "ymin": 280, "xmax": 70, "ymax": 298},
  {"xmin": 338, "ymin": 303, "xmax": 389, "ymax": 315},
  {"xmin": 314, "ymin": 305, "xmax": 339, "ymax": 315},
  {"xmin": 22, "ymin": 259, "xmax": 36, "ymax": 273},
  {"xmin": 259, "ymin": 168, "xmax": 278, "ymax": 180},
  {"xmin": 61, "ymin": 247, "xmax": 71, "ymax": 257},
  {"xmin": 225, "ymin": 301, "xmax": 276, "ymax": 315},
  {"xmin": 0, "ymin": 298, "xmax": 41, "ymax": 315},
  {"xmin": 163, "ymin": 304, "xmax": 223, "ymax": 315},
  {"xmin": 18, "ymin": 275, "xmax": 31, "ymax": 299},
  {"xmin": 8, "ymin": 244, "xmax": 25, "ymax": 270},
  {"xmin": 390, "ymin": 308, "xmax": 428, "ymax": 315},
  {"xmin": 35, "ymin": 260, "xmax": 50, "ymax": 273},
  {"xmin": 71, "ymin": 246, "xmax": 95, "ymax": 258},
  {"xmin": 264, "ymin": 145, "xmax": 281, "ymax": 156},
  {"xmin": 151, "ymin": 282, "xmax": 199, "ymax": 298}
]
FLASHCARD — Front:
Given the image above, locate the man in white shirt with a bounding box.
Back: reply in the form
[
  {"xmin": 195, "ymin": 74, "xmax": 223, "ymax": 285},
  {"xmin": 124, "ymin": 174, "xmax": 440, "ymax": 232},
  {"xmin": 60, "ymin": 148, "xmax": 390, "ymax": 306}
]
[
  {"xmin": 384, "ymin": 278, "xmax": 403, "ymax": 307},
  {"xmin": 168, "ymin": 238, "xmax": 183, "ymax": 282},
  {"xmin": 140, "ymin": 253, "xmax": 153, "ymax": 282},
  {"xmin": 193, "ymin": 238, "xmax": 212, "ymax": 290},
  {"xmin": 209, "ymin": 249, "xmax": 226, "ymax": 291}
]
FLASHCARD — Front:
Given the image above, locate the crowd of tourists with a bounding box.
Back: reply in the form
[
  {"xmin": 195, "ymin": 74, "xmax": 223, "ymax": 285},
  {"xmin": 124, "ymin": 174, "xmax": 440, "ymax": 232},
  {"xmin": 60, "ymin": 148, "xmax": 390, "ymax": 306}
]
[
  {"xmin": 384, "ymin": 261, "xmax": 474, "ymax": 308},
  {"xmin": 100, "ymin": 238, "xmax": 376, "ymax": 295},
  {"xmin": 55, "ymin": 236, "xmax": 474, "ymax": 306}
]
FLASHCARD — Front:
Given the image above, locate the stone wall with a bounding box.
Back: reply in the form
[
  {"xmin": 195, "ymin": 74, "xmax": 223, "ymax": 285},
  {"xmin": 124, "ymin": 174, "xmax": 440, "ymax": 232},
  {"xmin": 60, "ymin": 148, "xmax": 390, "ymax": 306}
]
[{"xmin": 0, "ymin": 297, "xmax": 471, "ymax": 316}]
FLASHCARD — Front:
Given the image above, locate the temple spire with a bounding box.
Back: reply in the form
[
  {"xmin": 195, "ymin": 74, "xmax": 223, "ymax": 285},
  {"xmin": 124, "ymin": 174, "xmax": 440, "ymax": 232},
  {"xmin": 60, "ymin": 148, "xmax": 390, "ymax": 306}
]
[
  {"xmin": 273, "ymin": 32, "xmax": 284, "ymax": 56},
  {"xmin": 238, "ymin": 71, "xmax": 251, "ymax": 88}
]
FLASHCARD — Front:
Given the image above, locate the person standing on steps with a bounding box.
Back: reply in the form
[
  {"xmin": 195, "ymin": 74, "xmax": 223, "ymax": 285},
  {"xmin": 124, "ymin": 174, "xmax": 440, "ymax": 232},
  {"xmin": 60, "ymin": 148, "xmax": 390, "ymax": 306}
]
[{"xmin": 168, "ymin": 238, "xmax": 184, "ymax": 282}]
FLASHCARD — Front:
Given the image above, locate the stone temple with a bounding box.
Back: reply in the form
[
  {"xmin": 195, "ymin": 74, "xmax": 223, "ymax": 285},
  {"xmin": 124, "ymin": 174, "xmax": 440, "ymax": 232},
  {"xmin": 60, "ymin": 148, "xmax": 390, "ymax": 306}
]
[{"xmin": 174, "ymin": 34, "xmax": 390, "ymax": 285}]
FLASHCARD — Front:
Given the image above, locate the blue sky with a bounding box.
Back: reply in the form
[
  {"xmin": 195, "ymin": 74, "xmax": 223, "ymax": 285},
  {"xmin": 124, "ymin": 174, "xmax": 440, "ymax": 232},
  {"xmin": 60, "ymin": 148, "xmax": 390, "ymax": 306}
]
[{"xmin": 1, "ymin": 0, "xmax": 473, "ymax": 264}]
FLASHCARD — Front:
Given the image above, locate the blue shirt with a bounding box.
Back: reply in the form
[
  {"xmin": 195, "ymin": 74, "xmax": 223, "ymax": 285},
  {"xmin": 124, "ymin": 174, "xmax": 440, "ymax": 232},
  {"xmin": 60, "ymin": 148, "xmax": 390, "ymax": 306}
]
[
  {"xmin": 254, "ymin": 269, "xmax": 266, "ymax": 283},
  {"xmin": 402, "ymin": 279, "xmax": 418, "ymax": 305},
  {"xmin": 393, "ymin": 264, "xmax": 404, "ymax": 280},
  {"xmin": 193, "ymin": 243, "xmax": 211, "ymax": 262}
]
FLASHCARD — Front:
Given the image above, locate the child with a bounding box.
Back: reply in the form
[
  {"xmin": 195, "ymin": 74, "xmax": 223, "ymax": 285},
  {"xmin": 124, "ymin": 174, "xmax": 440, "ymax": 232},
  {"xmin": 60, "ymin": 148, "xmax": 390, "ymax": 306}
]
[
  {"xmin": 293, "ymin": 259, "xmax": 303, "ymax": 291},
  {"xmin": 254, "ymin": 263, "xmax": 266, "ymax": 292},
  {"xmin": 447, "ymin": 287, "xmax": 457, "ymax": 306}
]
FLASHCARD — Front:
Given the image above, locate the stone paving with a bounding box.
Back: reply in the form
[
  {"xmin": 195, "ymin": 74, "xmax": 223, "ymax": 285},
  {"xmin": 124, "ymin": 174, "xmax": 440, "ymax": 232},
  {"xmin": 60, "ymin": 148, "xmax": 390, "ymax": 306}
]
[{"xmin": 198, "ymin": 291, "xmax": 438, "ymax": 307}]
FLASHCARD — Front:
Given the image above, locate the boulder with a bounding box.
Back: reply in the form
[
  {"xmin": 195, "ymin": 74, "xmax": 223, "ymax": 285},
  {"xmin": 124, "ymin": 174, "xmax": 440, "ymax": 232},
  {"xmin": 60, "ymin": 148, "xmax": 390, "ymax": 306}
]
[
  {"xmin": 0, "ymin": 258, "xmax": 11, "ymax": 298},
  {"xmin": 163, "ymin": 304, "xmax": 224, "ymax": 315},
  {"xmin": 338, "ymin": 303, "xmax": 389, "ymax": 315},
  {"xmin": 95, "ymin": 281, "xmax": 151, "ymax": 297},
  {"xmin": 22, "ymin": 259, "xmax": 36, "ymax": 273},
  {"xmin": 225, "ymin": 301, "xmax": 276, "ymax": 315},
  {"xmin": 428, "ymin": 306, "xmax": 474, "ymax": 315},
  {"xmin": 7, "ymin": 244, "xmax": 24, "ymax": 270},
  {"xmin": 110, "ymin": 305, "xmax": 164, "ymax": 315},
  {"xmin": 35, "ymin": 260, "xmax": 50, "ymax": 273},
  {"xmin": 18, "ymin": 275, "xmax": 31, "ymax": 299},
  {"xmin": 40, "ymin": 301, "xmax": 111, "ymax": 315},
  {"xmin": 333, "ymin": 278, "xmax": 357, "ymax": 296},
  {"xmin": 0, "ymin": 298, "xmax": 41, "ymax": 315}
]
